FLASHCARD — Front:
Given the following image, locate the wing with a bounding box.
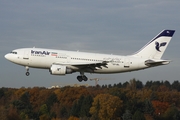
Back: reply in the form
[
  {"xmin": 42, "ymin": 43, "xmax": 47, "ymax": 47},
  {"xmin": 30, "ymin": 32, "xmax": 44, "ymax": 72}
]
[{"xmin": 53, "ymin": 61, "xmax": 109, "ymax": 71}]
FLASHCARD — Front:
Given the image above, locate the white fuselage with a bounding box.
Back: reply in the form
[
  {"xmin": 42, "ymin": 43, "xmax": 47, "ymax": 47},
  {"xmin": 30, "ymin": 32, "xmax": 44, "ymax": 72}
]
[{"xmin": 5, "ymin": 48, "xmax": 148, "ymax": 74}]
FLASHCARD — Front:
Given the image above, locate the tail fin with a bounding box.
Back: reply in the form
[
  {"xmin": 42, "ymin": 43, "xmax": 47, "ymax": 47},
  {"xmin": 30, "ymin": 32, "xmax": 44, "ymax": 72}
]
[{"xmin": 133, "ymin": 30, "xmax": 175, "ymax": 59}]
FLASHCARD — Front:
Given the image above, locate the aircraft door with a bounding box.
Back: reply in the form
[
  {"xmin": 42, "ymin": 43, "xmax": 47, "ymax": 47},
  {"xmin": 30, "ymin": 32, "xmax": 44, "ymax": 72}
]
[
  {"xmin": 67, "ymin": 56, "xmax": 71, "ymax": 63},
  {"xmin": 23, "ymin": 50, "xmax": 29, "ymax": 60},
  {"xmin": 22, "ymin": 50, "xmax": 30, "ymax": 66},
  {"xmin": 124, "ymin": 58, "xmax": 130, "ymax": 68}
]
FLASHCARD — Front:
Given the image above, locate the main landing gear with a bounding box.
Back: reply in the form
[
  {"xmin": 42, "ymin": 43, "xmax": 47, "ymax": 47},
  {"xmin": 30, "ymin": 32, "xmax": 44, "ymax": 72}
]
[
  {"xmin": 77, "ymin": 72, "xmax": 88, "ymax": 82},
  {"xmin": 77, "ymin": 75, "xmax": 88, "ymax": 82},
  {"xmin": 25, "ymin": 66, "xmax": 30, "ymax": 76}
]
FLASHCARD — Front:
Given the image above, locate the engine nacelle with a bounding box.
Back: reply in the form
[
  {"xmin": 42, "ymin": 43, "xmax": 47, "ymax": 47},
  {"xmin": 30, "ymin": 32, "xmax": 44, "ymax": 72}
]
[{"xmin": 49, "ymin": 64, "xmax": 73, "ymax": 75}]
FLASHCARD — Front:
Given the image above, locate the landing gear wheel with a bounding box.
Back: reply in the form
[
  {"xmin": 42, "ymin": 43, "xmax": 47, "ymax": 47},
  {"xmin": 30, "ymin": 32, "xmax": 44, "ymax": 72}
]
[
  {"xmin": 77, "ymin": 75, "xmax": 88, "ymax": 82},
  {"xmin": 26, "ymin": 72, "xmax": 30, "ymax": 76},
  {"xmin": 82, "ymin": 76, "xmax": 88, "ymax": 81},
  {"xmin": 77, "ymin": 76, "xmax": 83, "ymax": 82}
]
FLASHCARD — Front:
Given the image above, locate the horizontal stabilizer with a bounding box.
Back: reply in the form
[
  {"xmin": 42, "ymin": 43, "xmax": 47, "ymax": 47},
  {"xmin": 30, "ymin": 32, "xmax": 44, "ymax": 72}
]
[{"xmin": 145, "ymin": 59, "xmax": 170, "ymax": 67}]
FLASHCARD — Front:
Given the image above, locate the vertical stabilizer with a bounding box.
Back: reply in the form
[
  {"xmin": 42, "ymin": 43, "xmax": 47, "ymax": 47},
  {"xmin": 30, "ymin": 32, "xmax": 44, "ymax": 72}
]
[{"xmin": 133, "ymin": 30, "xmax": 175, "ymax": 59}]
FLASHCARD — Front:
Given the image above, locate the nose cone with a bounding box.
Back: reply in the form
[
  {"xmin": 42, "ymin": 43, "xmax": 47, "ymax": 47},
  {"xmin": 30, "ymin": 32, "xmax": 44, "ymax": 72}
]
[
  {"xmin": 5, "ymin": 53, "xmax": 19, "ymax": 64},
  {"xmin": 4, "ymin": 54, "xmax": 10, "ymax": 60},
  {"xmin": 4, "ymin": 54, "xmax": 13, "ymax": 62}
]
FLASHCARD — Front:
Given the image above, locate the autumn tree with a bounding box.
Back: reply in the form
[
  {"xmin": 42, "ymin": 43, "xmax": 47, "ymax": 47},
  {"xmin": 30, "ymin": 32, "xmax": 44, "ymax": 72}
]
[
  {"xmin": 90, "ymin": 94, "xmax": 123, "ymax": 120},
  {"xmin": 7, "ymin": 105, "xmax": 21, "ymax": 120},
  {"xmin": 0, "ymin": 106, "xmax": 7, "ymax": 120},
  {"xmin": 152, "ymin": 100, "xmax": 169, "ymax": 116},
  {"xmin": 57, "ymin": 87, "xmax": 90, "ymax": 109},
  {"xmin": 68, "ymin": 116, "xmax": 79, "ymax": 120},
  {"xmin": 29, "ymin": 87, "xmax": 40, "ymax": 109},
  {"xmin": 1, "ymin": 79, "xmax": 180, "ymax": 120}
]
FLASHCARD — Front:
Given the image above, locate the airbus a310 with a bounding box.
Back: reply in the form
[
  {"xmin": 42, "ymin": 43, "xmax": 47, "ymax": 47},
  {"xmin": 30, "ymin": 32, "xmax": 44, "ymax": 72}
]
[{"xmin": 5, "ymin": 30, "xmax": 175, "ymax": 82}]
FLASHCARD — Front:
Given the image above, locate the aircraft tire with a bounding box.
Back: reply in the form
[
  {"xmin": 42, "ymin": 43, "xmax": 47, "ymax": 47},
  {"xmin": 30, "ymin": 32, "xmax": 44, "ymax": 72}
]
[
  {"xmin": 26, "ymin": 72, "xmax": 30, "ymax": 76},
  {"xmin": 77, "ymin": 76, "xmax": 83, "ymax": 82},
  {"xmin": 82, "ymin": 76, "xmax": 88, "ymax": 81}
]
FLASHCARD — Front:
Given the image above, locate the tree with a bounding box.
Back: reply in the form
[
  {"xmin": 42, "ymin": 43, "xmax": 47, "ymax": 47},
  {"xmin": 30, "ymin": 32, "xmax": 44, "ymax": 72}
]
[
  {"xmin": 171, "ymin": 81, "xmax": 180, "ymax": 91},
  {"xmin": 90, "ymin": 99, "xmax": 100, "ymax": 120},
  {"xmin": 150, "ymin": 92, "xmax": 158, "ymax": 101},
  {"xmin": 122, "ymin": 110, "xmax": 132, "ymax": 120},
  {"xmin": 128, "ymin": 79, "xmax": 137, "ymax": 90},
  {"xmin": 123, "ymin": 81, "xmax": 129, "ymax": 88},
  {"xmin": 152, "ymin": 100, "xmax": 169, "ymax": 116},
  {"xmin": 45, "ymin": 92, "xmax": 58, "ymax": 110},
  {"xmin": 13, "ymin": 100, "xmax": 26, "ymax": 110},
  {"xmin": 0, "ymin": 89, "xmax": 4, "ymax": 99},
  {"xmin": 144, "ymin": 99, "xmax": 154, "ymax": 115},
  {"xmin": 29, "ymin": 87, "xmax": 40, "ymax": 109},
  {"xmin": 68, "ymin": 116, "xmax": 79, "ymax": 120},
  {"xmin": 132, "ymin": 110, "xmax": 145, "ymax": 120},
  {"xmin": 71, "ymin": 95, "xmax": 84, "ymax": 117},
  {"xmin": 39, "ymin": 114, "xmax": 50, "ymax": 120},
  {"xmin": 57, "ymin": 87, "xmax": 90, "ymax": 109},
  {"xmin": 39, "ymin": 104, "xmax": 49, "ymax": 115},
  {"xmin": 7, "ymin": 106, "xmax": 21, "ymax": 120},
  {"xmin": 117, "ymin": 82, "xmax": 122, "ymax": 88},
  {"xmin": 71, "ymin": 101, "xmax": 79, "ymax": 117},
  {"xmin": 80, "ymin": 95, "xmax": 93, "ymax": 117},
  {"xmin": 150, "ymin": 81, "xmax": 161, "ymax": 91},
  {"xmin": 163, "ymin": 81, "xmax": 171, "ymax": 89},
  {"xmin": 136, "ymin": 80, "xmax": 143, "ymax": 89},
  {"xmin": 0, "ymin": 106, "xmax": 7, "ymax": 120},
  {"xmin": 90, "ymin": 94, "xmax": 123, "ymax": 120},
  {"xmin": 162, "ymin": 105, "xmax": 179, "ymax": 120},
  {"xmin": 125, "ymin": 98, "xmax": 144, "ymax": 114},
  {"xmin": 20, "ymin": 91, "xmax": 30, "ymax": 104},
  {"xmin": 60, "ymin": 106, "xmax": 68, "ymax": 118},
  {"xmin": 145, "ymin": 81, "xmax": 153, "ymax": 88}
]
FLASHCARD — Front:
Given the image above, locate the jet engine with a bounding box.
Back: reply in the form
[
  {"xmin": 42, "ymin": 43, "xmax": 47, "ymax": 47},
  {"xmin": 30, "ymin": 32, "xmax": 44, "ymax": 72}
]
[{"xmin": 49, "ymin": 64, "xmax": 73, "ymax": 75}]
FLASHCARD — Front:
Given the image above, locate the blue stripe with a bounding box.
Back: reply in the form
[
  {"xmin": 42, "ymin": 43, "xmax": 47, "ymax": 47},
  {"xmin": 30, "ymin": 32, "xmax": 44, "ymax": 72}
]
[
  {"xmin": 145, "ymin": 30, "xmax": 175, "ymax": 47},
  {"xmin": 152, "ymin": 30, "xmax": 175, "ymax": 40}
]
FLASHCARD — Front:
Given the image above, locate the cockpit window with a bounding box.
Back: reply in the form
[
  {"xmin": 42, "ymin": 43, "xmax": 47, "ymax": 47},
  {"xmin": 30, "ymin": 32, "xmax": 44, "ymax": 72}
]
[{"xmin": 10, "ymin": 51, "xmax": 17, "ymax": 54}]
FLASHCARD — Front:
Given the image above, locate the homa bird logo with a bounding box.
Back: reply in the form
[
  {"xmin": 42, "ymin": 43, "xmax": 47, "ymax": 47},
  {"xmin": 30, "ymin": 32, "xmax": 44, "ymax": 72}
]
[{"xmin": 155, "ymin": 42, "xmax": 167, "ymax": 52}]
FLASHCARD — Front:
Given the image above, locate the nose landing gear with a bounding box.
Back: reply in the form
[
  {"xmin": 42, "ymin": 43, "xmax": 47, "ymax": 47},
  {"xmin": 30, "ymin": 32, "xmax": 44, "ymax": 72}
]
[{"xmin": 25, "ymin": 66, "xmax": 30, "ymax": 76}]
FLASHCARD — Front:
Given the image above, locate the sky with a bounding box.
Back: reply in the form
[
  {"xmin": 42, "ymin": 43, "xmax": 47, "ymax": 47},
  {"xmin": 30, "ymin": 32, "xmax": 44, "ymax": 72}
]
[{"xmin": 0, "ymin": 0, "xmax": 180, "ymax": 88}]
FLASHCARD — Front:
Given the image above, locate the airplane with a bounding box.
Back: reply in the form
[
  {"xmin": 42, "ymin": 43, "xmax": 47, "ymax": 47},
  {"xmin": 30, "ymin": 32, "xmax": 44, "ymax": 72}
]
[{"xmin": 4, "ymin": 30, "xmax": 175, "ymax": 82}]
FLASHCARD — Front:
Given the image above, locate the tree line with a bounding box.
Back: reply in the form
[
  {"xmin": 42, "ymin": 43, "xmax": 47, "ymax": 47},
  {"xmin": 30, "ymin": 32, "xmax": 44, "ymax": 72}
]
[{"xmin": 0, "ymin": 78, "xmax": 180, "ymax": 120}]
